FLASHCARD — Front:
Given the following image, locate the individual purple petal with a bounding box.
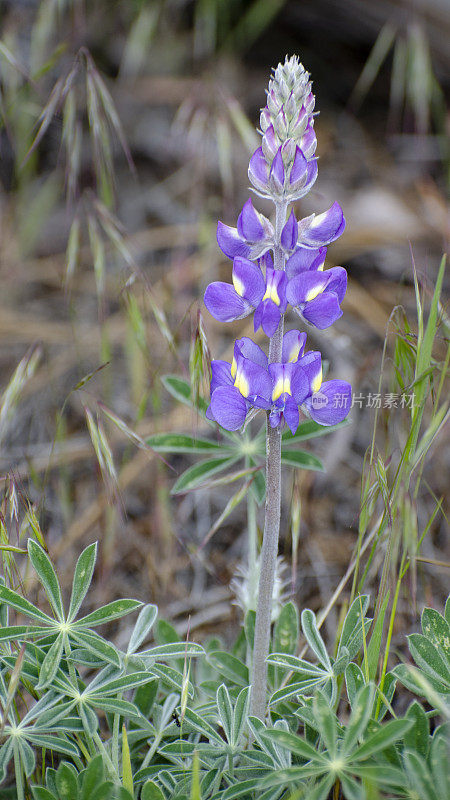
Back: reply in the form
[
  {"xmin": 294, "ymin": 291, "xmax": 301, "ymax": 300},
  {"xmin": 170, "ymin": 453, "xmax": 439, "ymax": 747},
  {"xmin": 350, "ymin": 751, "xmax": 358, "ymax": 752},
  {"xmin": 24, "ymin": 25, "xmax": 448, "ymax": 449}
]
[
  {"xmin": 234, "ymin": 357, "xmax": 272, "ymax": 406},
  {"xmin": 261, "ymin": 125, "xmax": 278, "ymax": 160},
  {"xmin": 289, "ymin": 146, "xmax": 308, "ymax": 190},
  {"xmin": 297, "ymin": 351, "xmax": 322, "ymax": 394},
  {"xmin": 299, "ymin": 124, "xmax": 317, "ymax": 159},
  {"xmin": 270, "ymin": 148, "xmax": 285, "ymax": 193},
  {"xmin": 232, "ymin": 258, "xmax": 265, "ymax": 305},
  {"xmin": 248, "ymin": 147, "xmax": 270, "ymax": 193},
  {"xmin": 283, "ymin": 396, "xmax": 300, "ymax": 435},
  {"xmin": 299, "ymin": 202, "xmax": 345, "ymax": 247},
  {"xmin": 286, "ymin": 246, "xmax": 326, "ymax": 278},
  {"xmin": 268, "ymin": 363, "xmax": 288, "ymax": 401},
  {"xmin": 237, "ymin": 198, "xmax": 265, "ymax": 242},
  {"xmin": 234, "ymin": 337, "xmax": 268, "ymax": 369},
  {"xmin": 304, "ymin": 380, "xmax": 352, "ymax": 425},
  {"xmin": 302, "ymin": 293, "xmax": 343, "ymax": 329},
  {"xmin": 282, "ymin": 330, "xmax": 307, "ymax": 363},
  {"xmin": 303, "ymin": 158, "xmax": 318, "ymax": 192},
  {"xmin": 269, "ymin": 408, "xmax": 282, "ymax": 428},
  {"xmin": 290, "ymin": 364, "xmax": 310, "ymax": 405},
  {"xmin": 210, "ymin": 359, "xmax": 232, "ymax": 394},
  {"xmin": 292, "ymin": 105, "xmax": 309, "ymax": 135},
  {"xmin": 281, "ymin": 209, "xmax": 297, "ymax": 251},
  {"xmin": 262, "ymin": 268, "xmax": 288, "ymax": 311},
  {"xmin": 286, "ymin": 271, "xmax": 328, "ymax": 305},
  {"xmin": 259, "ymin": 251, "xmax": 274, "ymax": 272},
  {"xmin": 324, "ymin": 266, "xmax": 347, "ymax": 304},
  {"xmin": 204, "ymin": 282, "xmax": 250, "ymax": 322},
  {"xmin": 210, "ymin": 386, "xmax": 248, "ymax": 430},
  {"xmin": 216, "ymin": 222, "xmax": 251, "ymax": 259},
  {"xmin": 254, "ymin": 299, "xmax": 281, "ymax": 338}
]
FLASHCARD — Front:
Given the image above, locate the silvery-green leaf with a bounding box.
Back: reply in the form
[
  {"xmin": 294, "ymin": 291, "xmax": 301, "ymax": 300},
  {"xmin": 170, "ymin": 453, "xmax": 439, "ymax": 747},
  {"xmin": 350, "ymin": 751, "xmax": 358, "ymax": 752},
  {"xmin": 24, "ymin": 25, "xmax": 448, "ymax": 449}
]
[
  {"xmin": 232, "ymin": 686, "xmax": 250, "ymax": 746},
  {"xmin": 28, "ymin": 539, "xmax": 64, "ymax": 621},
  {"xmin": 26, "ymin": 734, "xmax": 79, "ymax": 756},
  {"xmin": 341, "ymin": 683, "xmax": 374, "ymax": 754},
  {"xmin": 55, "ymin": 761, "xmax": 78, "ymax": 800},
  {"xmin": 313, "ymin": 691, "xmax": 337, "ymax": 757},
  {"xmin": 221, "ymin": 780, "xmax": 259, "ymax": 799},
  {"xmin": 0, "ymin": 624, "xmax": 48, "ymax": 642},
  {"xmin": 146, "ymin": 432, "xmax": 224, "ymax": 455},
  {"xmin": 36, "ymin": 633, "xmax": 65, "ymax": 690},
  {"xmin": 404, "ymin": 700, "xmax": 429, "ymax": 757},
  {"xmin": 75, "ymin": 598, "xmax": 142, "ymax": 628},
  {"xmin": 339, "ymin": 774, "xmax": 364, "ymax": 800},
  {"xmin": 206, "ymin": 651, "xmax": 249, "ymax": 687},
  {"xmin": 150, "ymin": 663, "xmax": 193, "ymax": 697},
  {"xmin": 127, "ymin": 604, "xmax": 158, "ymax": 654},
  {"xmin": 351, "ymin": 718, "xmax": 413, "ymax": 761},
  {"xmin": 71, "ymin": 629, "xmax": 120, "ymax": 666},
  {"xmin": 407, "ymin": 633, "xmax": 450, "ymax": 688},
  {"xmin": 88, "ymin": 697, "xmax": 142, "ymax": 718},
  {"xmin": 89, "ymin": 671, "xmax": 153, "ymax": 696},
  {"xmin": 261, "ymin": 729, "xmax": 326, "ymax": 763},
  {"xmin": 0, "ymin": 739, "xmax": 13, "ymax": 783},
  {"xmin": 280, "ymin": 450, "xmax": 323, "ymax": 471},
  {"xmin": 141, "ymin": 781, "xmax": 165, "ymax": 800},
  {"xmin": 171, "ymin": 456, "xmax": 238, "ymax": 494},
  {"xmin": 337, "ymin": 595, "xmax": 370, "ymax": 657},
  {"xmin": 67, "ymin": 542, "xmax": 97, "ymax": 622},
  {"xmin": 0, "ymin": 585, "xmax": 53, "ymax": 624},
  {"xmin": 403, "ymin": 750, "xmax": 438, "ymax": 800},
  {"xmin": 301, "ymin": 609, "xmax": 331, "ymax": 670},
  {"xmin": 421, "ymin": 607, "xmax": 450, "ymax": 662},
  {"xmin": 345, "ymin": 662, "xmax": 366, "ymax": 707},
  {"xmin": 181, "ymin": 707, "xmax": 224, "ymax": 745},
  {"xmin": 217, "ymin": 683, "xmax": 233, "ymax": 744},
  {"xmin": 429, "ymin": 732, "xmax": 449, "ymax": 797},
  {"xmin": 140, "ymin": 642, "xmax": 204, "ymax": 660},
  {"xmin": 269, "ymin": 677, "xmax": 326, "ymax": 706}
]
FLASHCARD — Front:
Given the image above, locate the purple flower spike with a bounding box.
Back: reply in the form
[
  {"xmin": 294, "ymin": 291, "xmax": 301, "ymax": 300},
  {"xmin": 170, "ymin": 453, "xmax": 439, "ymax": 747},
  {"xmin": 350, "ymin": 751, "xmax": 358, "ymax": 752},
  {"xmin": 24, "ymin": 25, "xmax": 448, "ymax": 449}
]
[
  {"xmin": 248, "ymin": 147, "xmax": 270, "ymax": 194},
  {"xmin": 286, "ymin": 246, "xmax": 326, "ymax": 279},
  {"xmin": 270, "ymin": 148, "xmax": 285, "ymax": 193},
  {"xmin": 286, "ymin": 266, "xmax": 347, "ymax": 329},
  {"xmin": 281, "ymin": 210, "xmax": 297, "ymax": 251},
  {"xmin": 303, "ymin": 380, "xmax": 352, "ymax": 426},
  {"xmin": 298, "ymin": 201, "xmax": 345, "ymax": 248}
]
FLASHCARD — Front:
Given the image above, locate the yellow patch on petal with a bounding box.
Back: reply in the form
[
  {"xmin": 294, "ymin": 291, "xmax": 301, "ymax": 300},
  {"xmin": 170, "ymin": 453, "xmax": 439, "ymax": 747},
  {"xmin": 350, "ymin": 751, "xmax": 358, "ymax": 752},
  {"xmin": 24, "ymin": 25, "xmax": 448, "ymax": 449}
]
[
  {"xmin": 272, "ymin": 374, "xmax": 291, "ymax": 401},
  {"xmin": 287, "ymin": 342, "xmax": 301, "ymax": 363},
  {"xmin": 232, "ymin": 273, "xmax": 245, "ymax": 297},
  {"xmin": 305, "ymin": 283, "xmax": 323, "ymax": 302},
  {"xmin": 262, "ymin": 282, "xmax": 280, "ymax": 306},
  {"xmin": 234, "ymin": 369, "xmax": 249, "ymax": 398},
  {"xmin": 312, "ymin": 367, "xmax": 322, "ymax": 394},
  {"xmin": 231, "ymin": 357, "xmax": 237, "ymax": 379}
]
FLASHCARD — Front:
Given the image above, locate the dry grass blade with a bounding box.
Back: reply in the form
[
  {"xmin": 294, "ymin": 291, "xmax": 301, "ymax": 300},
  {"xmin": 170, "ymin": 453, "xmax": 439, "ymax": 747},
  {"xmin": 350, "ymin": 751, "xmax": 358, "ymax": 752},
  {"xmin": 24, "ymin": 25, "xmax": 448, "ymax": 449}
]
[{"xmin": 0, "ymin": 346, "xmax": 42, "ymax": 445}]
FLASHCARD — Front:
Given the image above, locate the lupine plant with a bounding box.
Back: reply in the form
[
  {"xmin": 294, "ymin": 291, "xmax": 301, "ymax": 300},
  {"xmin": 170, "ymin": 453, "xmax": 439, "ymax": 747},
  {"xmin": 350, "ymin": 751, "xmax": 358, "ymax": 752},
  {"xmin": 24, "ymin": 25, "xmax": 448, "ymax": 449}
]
[{"xmin": 203, "ymin": 56, "xmax": 352, "ymax": 720}]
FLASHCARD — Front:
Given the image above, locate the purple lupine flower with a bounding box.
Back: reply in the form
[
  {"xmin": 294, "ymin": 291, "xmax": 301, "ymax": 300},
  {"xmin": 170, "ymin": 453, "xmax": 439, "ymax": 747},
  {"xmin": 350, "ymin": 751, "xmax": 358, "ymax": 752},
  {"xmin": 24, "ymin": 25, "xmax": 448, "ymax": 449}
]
[
  {"xmin": 216, "ymin": 198, "xmax": 273, "ymax": 261},
  {"xmin": 206, "ymin": 331, "xmax": 351, "ymax": 434},
  {"xmin": 206, "ymin": 338, "xmax": 272, "ymax": 431},
  {"xmin": 286, "ymin": 266, "xmax": 347, "ymax": 329},
  {"xmin": 204, "ymin": 254, "xmax": 287, "ymax": 338},
  {"xmin": 297, "ymin": 201, "xmax": 346, "ymax": 248}
]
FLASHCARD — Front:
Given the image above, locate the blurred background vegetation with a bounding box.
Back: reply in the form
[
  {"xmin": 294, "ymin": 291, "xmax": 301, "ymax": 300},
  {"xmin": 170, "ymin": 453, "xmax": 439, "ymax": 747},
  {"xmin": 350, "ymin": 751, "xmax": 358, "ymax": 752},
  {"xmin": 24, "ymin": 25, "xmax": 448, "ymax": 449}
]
[{"xmin": 0, "ymin": 0, "xmax": 448, "ymax": 657}]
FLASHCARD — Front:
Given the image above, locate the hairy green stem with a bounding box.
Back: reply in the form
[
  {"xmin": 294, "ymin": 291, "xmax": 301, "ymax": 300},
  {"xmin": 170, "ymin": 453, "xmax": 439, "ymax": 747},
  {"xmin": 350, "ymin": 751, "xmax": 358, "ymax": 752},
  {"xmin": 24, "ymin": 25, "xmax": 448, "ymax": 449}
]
[{"xmin": 250, "ymin": 200, "xmax": 287, "ymax": 719}]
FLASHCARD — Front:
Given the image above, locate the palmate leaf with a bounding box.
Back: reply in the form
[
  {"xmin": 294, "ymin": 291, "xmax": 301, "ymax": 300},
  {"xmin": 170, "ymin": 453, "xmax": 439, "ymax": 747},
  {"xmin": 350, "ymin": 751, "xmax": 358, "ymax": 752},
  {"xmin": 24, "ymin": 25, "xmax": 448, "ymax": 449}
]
[
  {"xmin": 171, "ymin": 455, "xmax": 239, "ymax": 494},
  {"xmin": 70, "ymin": 629, "xmax": 120, "ymax": 666},
  {"xmin": 0, "ymin": 585, "xmax": 53, "ymax": 624}
]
